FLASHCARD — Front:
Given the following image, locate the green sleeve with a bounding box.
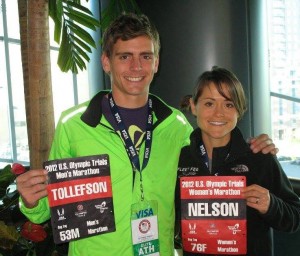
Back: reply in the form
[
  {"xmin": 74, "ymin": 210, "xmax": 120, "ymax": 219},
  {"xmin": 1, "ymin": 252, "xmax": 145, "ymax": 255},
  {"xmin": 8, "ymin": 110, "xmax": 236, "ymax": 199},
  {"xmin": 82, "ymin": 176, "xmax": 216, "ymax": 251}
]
[{"xmin": 19, "ymin": 196, "xmax": 51, "ymax": 224}]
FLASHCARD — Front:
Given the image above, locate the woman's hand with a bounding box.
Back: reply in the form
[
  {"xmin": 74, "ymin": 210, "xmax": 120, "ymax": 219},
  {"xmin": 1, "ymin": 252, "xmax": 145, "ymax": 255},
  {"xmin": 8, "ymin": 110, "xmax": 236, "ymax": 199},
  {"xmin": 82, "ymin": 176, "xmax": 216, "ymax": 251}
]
[{"xmin": 242, "ymin": 184, "xmax": 271, "ymax": 214}]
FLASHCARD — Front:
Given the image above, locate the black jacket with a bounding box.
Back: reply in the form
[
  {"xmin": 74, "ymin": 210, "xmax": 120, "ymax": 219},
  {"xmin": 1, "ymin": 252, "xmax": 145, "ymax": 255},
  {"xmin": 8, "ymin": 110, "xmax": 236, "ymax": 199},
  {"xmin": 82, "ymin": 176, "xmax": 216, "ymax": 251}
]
[{"xmin": 176, "ymin": 127, "xmax": 300, "ymax": 256}]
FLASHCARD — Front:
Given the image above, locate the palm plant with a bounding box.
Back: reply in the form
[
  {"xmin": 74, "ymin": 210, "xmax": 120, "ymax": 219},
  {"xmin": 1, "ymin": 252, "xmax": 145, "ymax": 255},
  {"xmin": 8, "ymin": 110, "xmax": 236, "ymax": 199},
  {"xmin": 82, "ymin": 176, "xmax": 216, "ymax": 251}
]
[
  {"xmin": 3, "ymin": 2, "xmax": 141, "ymax": 254},
  {"xmin": 17, "ymin": 0, "xmax": 140, "ymax": 169}
]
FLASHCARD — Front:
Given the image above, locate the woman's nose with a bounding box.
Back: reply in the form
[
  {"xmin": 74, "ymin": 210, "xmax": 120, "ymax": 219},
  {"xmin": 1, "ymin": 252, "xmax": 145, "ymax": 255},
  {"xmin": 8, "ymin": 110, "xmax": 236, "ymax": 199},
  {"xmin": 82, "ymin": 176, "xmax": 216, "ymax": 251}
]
[{"xmin": 214, "ymin": 105, "xmax": 225, "ymax": 116}]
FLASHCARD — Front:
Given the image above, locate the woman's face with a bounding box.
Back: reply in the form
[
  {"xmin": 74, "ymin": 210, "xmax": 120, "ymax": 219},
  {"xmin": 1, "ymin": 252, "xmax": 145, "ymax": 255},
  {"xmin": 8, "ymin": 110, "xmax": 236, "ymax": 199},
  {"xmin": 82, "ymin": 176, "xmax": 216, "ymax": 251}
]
[{"xmin": 191, "ymin": 82, "xmax": 239, "ymax": 147}]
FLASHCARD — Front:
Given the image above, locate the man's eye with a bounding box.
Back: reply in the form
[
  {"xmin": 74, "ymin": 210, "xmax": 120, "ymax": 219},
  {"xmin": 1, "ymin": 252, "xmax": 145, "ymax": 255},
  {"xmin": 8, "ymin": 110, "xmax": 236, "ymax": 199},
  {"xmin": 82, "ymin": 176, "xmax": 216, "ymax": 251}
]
[
  {"xmin": 120, "ymin": 55, "xmax": 129, "ymax": 60},
  {"xmin": 143, "ymin": 55, "xmax": 152, "ymax": 60}
]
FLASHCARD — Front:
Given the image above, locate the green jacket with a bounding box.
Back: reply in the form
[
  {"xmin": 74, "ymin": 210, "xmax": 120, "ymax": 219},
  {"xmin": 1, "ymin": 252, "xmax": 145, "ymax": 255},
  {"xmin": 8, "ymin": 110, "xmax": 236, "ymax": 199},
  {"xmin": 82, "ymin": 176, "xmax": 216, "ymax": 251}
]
[{"xmin": 20, "ymin": 91, "xmax": 193, "ymax": 256}]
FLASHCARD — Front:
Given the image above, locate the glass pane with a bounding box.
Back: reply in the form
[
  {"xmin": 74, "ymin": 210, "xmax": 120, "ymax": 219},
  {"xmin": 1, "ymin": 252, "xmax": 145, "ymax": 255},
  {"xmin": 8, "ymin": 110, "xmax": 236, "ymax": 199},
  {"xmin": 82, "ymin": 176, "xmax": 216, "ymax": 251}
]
[
  {"xmin": 271, "ymin": 97, "xmax": 300, "ymax": 178},
  {"xmin": 49, "ymin": 19, "xmax": 89, "ymax": 108},
  {"xmin": 9, "ymin": 43, "xmax": 29, "ymax": 163},
  {"xmin": 0, "ymin": 41, "xmax": 12, "ymax": 168},
  {"xmin": 50, "ymin": 50, "xmax": 75, "ymax": 124},
  {"xmin": 77, "ymin": 69, "xmax": 90, "ymax": 103},
  {"xmin": 268, "ymin": 0, "xmax": 300, "ymax": 178},
  {"xmin": 6, "ymin": 1, "xmax": 20, "ymax": 39},
  {"xmin": 1, "ymin": 1, "xmax": 90, "ymax": 169},
  {"xmin": 268, "ymin": 0, "xmax": 300, "ymax": 98},
  {"xmin": 49, "ymin": 17, "xmax": 59, "ymax": 48},
  {"xmin": 0, "ymin": 1, "xmax": 3, "ymax": 37}
]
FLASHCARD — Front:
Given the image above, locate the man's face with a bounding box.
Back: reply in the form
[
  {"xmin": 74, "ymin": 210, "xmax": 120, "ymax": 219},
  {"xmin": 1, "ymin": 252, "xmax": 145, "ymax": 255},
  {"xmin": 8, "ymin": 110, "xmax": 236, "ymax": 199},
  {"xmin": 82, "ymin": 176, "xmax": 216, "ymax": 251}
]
[{"xmin": 102, "ymin": 36, "xmax": 159, "ymax": 105}]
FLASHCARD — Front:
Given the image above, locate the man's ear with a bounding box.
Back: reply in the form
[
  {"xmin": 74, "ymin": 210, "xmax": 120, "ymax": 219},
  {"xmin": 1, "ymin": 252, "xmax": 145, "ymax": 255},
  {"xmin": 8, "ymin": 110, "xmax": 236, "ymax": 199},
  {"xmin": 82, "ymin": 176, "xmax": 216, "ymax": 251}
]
[
  {"xmin": 101, "ymin": 54, "xmax": 110, "ymax": 74},
  {"xmin": 154, "ymin": 56, "xmax": 159, "ymax": 73}
]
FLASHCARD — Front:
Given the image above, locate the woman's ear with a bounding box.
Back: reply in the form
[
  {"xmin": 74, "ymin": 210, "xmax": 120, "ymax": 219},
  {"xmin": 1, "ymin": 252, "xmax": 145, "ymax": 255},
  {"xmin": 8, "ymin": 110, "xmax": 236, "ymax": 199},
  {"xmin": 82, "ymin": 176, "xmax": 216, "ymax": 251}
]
[{"xmin": 190, "ymin": 98, "xmax": 197, "ymax": 117}]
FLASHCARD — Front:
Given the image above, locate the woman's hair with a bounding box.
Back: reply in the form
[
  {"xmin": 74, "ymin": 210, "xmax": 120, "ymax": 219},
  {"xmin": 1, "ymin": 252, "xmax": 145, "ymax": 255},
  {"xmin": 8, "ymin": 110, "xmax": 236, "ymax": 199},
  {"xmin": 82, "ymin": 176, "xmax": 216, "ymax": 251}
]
[
  {"xmin": 183, "ymin": 66, "xmax": 247, "ymax": 121},
  {"xmin": 180, "ymin": 94, "xmax": 193, "ymax": 113},
  {"xmin": 102, "ymin": 13, "xmax": 160, "ymax": 57}
]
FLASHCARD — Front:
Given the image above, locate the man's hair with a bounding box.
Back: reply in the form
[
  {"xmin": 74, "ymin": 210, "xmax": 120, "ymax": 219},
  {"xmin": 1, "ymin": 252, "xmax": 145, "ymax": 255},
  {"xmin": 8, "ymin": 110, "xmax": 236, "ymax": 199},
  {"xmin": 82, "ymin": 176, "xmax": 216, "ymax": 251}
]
[
  {"xmin": 192, "ymin": 66, "xmax": 247, "ymax": 121},
  {"xmin": 102, "ymin": 13, "xmax": 160, "ymax": 57}
]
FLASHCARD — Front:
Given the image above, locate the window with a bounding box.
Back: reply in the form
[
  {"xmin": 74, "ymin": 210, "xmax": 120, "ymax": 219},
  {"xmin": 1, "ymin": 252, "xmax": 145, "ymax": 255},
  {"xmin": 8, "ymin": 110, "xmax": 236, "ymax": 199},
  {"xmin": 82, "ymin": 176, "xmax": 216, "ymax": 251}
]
[
  {"xmin": 0, "ymin": 1, "xmax": 90, "ymax": 168},
  {"xmin": 267, "ymin": 0, "xmax": 300, "ymax": 178}
]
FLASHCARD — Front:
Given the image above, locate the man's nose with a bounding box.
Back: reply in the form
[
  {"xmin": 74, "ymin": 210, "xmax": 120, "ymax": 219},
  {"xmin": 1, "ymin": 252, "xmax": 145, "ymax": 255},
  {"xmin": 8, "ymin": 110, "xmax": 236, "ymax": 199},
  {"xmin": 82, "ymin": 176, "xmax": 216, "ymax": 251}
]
[{"xmin": 130, "ymin": 57, "xmax": 142, "ymax": 71}]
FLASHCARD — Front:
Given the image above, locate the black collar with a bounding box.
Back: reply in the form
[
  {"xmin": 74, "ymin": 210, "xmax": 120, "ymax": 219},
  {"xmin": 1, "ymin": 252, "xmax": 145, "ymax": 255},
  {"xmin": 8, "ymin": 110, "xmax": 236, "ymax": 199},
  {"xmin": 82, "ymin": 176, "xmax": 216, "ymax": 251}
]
[
  {"xmin": 80, "ymin": 91, "xmax": 173, "ymax": 128},
  {"xmin": 190, "ymin": 127, "xmax": 250, "ymax": 164}
]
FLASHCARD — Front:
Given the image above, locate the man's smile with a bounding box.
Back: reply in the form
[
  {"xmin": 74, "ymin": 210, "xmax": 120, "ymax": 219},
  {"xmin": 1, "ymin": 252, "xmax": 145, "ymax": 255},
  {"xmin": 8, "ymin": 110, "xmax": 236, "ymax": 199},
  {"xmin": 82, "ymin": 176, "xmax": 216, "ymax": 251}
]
[{"xmin": 125, "ymin": 76, "xmax": 144, "ymax": 82}]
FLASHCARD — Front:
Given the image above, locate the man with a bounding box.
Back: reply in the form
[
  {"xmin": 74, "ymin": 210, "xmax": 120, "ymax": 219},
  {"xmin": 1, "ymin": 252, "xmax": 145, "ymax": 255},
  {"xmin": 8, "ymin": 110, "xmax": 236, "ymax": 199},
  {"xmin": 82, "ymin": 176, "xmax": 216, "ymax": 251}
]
[{"xmin": 16, "ymin": 13, "xmax": 278, "ymax": 256}]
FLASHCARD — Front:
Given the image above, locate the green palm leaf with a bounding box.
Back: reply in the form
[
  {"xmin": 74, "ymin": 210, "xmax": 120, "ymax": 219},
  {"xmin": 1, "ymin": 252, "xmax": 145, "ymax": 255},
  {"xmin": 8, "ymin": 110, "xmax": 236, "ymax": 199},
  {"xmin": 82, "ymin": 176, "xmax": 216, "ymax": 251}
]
[
  {"xmin": 100, "ymin": 0, "xmax": 141, "ymax": 31},
  {"xmin": 50, "ymin": 0, "xmax": 99, "ymax": 73}
]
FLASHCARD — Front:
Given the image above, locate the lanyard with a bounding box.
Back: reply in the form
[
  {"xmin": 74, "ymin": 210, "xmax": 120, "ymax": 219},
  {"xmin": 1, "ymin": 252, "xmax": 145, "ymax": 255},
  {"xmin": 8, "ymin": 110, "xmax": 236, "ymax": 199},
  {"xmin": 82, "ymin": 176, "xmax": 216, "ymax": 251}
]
[
  {"xmin": 108, "ymin": 93, "xmax": 153, "ymax": 200},
  {"xmin": 199, "ymin": 142, "xmax": 209, "ymax": 169}
]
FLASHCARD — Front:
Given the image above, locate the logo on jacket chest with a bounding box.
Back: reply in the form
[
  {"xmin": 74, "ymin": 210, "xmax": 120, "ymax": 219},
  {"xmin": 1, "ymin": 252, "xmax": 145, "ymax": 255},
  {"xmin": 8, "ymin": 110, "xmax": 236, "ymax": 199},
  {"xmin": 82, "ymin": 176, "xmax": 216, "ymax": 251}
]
[
  {"xmin": 178, "ymin": 167, "xmax": 199, "ymax": 176},
  {"xmin": 230, "ymin": 164, "xmax": 249, "ymax": 173}
]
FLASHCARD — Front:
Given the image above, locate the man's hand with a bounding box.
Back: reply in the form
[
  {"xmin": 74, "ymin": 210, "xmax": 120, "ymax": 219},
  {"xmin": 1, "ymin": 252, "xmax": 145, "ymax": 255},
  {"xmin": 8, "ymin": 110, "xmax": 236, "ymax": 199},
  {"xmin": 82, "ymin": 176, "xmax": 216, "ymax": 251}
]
[
  {"xmin": 248, "ymin": 134, "xmax": 279, "ymax": 155},
  {"xmin": 16, "ymin": 169, "xmax": 48, "ymax": 209}
]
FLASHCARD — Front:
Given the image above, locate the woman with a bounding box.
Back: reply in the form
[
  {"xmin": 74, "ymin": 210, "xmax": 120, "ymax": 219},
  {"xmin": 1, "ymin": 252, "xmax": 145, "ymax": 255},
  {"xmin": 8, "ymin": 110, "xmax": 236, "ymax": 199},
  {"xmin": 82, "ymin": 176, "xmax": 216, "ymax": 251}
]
[{"xmin": 176, "ymin": 66, "xmax": 300, "ymax": 255}]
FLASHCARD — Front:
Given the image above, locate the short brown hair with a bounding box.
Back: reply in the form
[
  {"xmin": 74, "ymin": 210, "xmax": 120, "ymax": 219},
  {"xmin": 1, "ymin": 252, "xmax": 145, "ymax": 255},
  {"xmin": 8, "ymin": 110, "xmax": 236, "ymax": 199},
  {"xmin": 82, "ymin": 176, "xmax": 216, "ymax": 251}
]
[{"xmin": 102, "ymin": 13, "xmax": 160, "ymax": 57}]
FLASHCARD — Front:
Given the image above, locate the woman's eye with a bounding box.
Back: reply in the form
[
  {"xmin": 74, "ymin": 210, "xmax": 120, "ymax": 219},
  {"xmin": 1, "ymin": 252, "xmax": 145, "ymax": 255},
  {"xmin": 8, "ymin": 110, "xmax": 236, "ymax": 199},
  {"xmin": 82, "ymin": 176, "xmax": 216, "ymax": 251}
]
[
  {"xmin": 226, "ymin": 103, "xmax": 235, "ymax": 108},
  {"xmin": 204, "ymin": 102, "xmax": 213, "ymax": 107}
]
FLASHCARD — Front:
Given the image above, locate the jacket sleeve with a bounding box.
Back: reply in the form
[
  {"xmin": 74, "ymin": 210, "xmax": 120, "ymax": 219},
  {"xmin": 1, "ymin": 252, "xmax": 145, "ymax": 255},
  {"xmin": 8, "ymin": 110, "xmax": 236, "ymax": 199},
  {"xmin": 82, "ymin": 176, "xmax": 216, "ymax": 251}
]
[
  {"xmin": 177, "ymin": 111, "xmax": 193, "ymax": 148},
  {"xmin": 19, "ymin": 197, "xmax": 51, "ymax": 224},
  {"xmin": 262, "ymin": 155, "xmax": 300, "ymax": 233},
  {"xmin": 174, "ymin": 147, "xmax": 187, "ymax": 249}
]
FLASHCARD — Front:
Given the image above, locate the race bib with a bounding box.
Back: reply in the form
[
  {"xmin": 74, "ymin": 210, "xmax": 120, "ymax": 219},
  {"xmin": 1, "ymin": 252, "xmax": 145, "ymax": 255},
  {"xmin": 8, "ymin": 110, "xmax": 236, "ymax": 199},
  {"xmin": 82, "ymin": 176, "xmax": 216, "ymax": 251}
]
[
  {"xmin": 45, "ymin": 154, "xmax": 116, "ymax": 244},
  {"xmin": 180, "ymin": 176, "xmax": 247, "ymax": 254}
]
